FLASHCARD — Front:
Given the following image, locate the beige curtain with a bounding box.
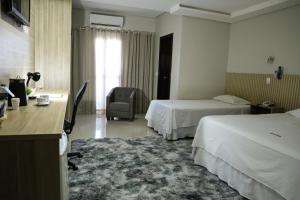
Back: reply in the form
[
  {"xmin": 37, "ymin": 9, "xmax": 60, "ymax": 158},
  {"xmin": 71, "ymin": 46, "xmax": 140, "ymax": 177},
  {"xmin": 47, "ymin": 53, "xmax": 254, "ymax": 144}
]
[
  {"xmin": 121, "ymin": 31, "xmax": 155, "ymax": 113},
  {"xmin": 71, "ymin": 29, "xmax": 97, "ymax": 114},
  {"xmin": 72, "ymin": 28, "xmax": 155, "ymax": 114}
]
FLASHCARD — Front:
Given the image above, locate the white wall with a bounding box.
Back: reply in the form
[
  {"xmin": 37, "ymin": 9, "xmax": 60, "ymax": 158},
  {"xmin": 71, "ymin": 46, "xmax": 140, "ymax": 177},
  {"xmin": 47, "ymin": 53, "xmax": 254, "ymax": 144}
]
[
  {"xmin": 72, "ymin": 9, "xmax": 85, "ymax": 29},
  {"xmin": 122, "ymin": 15, "xmax": 155, "ymax": 32},
  {"xmin": 177, "ymin": 16, "xmax": 230, "ymax": 99},
  {"xmin": 155, "ymin": 13, "xmax": 182, "ymax": 99},
  {"xmin": 0, "ymin": 3, "xmax": 34, "ymax": 83},
  {"xmin": 227, "ymin": 5, "xmax": 300, "ymax": 75},
  {"xmin": 72, "ymin": 9, "xmax": 156, "ymax": 32},
  {"xmin": 155, "ymin": 14, "xmax": 230, "ymax": 99}
]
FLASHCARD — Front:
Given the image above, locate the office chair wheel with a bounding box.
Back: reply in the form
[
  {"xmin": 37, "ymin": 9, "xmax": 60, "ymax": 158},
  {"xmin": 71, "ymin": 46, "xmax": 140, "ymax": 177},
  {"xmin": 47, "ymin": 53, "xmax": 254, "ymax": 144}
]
[
  {"xmin": 68, "ymin": 152, "xmax": 83, "ymax": 158},
  {"xmin": 69, "ymin": 165, "xmax": 78, "ymax": 171},
  {"xmin": 68, "ymin": 160, "xmax": 79, "ymax": 171}
]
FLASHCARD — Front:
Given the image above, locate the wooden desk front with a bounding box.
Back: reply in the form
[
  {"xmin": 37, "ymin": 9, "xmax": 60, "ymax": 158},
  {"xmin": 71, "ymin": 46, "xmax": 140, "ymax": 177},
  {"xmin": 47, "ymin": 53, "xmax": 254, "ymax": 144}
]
[{"xmin": 0, "ymin": 91, "xmax": 68, "ymax": 200}]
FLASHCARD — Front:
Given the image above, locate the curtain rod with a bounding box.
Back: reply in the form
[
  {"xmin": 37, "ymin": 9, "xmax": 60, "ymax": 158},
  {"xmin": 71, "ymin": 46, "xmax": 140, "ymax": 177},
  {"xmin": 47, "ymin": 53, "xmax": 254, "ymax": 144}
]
[
  {"xmin": 79, "ymin": 26, "xmax": 121, "ymax": 31},
  {"xmin": 77, "ymin": 26, "xmax": 155, "ymax": 34}
]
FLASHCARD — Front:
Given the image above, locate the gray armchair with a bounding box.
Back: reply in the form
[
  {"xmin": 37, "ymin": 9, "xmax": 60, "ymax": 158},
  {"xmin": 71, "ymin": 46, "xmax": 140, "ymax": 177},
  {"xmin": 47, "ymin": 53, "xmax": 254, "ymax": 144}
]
[{"xmin": 106, "ymin": 87, "xmax": 136, "ymax": 120}]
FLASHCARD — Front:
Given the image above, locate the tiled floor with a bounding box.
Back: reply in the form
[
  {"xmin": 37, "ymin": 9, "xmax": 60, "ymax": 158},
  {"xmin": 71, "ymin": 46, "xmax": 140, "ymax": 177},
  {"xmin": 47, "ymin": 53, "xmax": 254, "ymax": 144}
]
[{"xmin": 70, "ymin": 114, "xmax": 157, "ymax": 140}]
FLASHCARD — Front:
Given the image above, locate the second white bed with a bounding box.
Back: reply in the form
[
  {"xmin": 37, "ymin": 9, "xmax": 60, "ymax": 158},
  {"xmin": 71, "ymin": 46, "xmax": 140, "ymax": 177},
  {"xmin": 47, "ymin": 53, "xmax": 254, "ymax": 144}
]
[
  {"xmin": 192, "ymin": 112, "xmax": 300, "ymax": 200},
  {"xmin": 145, "ymin": 99, "xmax": 250, "ymax": 140}
]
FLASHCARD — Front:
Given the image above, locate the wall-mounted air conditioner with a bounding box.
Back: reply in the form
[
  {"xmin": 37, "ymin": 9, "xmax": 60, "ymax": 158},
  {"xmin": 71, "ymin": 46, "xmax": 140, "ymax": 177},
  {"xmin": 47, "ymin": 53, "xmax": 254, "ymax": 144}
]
[{"xmin": 89, "ymin": 13, "xmax": 124, "ymax": 28}]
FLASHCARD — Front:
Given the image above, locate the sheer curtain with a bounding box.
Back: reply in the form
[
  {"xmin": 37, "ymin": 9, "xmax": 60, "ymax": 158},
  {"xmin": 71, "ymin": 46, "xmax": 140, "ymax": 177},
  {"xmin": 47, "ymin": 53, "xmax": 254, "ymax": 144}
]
[{"xmin": 95, "ymin": 30, "xmax": 122, "ymax": 111}]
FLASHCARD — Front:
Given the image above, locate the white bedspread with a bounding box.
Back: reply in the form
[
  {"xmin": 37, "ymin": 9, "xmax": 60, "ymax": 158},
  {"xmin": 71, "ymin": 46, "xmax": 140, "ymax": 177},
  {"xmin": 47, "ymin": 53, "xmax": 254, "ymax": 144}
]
[
  {"xmin": 192, "ymin": 113, "xmax": 300, "ymax": 200},
  {"xmin": 145, "ymin": 100, "xmax": 250, "ymax": 140}
]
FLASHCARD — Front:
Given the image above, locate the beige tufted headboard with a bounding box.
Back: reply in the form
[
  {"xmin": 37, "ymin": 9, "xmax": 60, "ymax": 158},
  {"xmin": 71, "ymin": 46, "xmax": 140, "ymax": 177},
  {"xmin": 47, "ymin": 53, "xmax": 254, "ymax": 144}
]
[{"xmin": 225, "ymin": 73, "xmax": 300, "ymax": 111}]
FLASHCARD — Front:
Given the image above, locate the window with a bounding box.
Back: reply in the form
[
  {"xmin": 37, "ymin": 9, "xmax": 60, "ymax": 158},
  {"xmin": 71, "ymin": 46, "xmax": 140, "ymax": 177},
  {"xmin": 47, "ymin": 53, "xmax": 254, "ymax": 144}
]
[{"xmin": 95, "ymin": 35, "xmax": 122, "ymax": 111}]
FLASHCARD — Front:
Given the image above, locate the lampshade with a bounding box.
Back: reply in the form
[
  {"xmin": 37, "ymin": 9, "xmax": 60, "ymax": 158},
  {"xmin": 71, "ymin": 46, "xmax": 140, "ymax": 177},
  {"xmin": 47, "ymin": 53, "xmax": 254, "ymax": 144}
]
[{"xmin": 26, "ymin": 72, "xmax": 41, "ymax": 86}]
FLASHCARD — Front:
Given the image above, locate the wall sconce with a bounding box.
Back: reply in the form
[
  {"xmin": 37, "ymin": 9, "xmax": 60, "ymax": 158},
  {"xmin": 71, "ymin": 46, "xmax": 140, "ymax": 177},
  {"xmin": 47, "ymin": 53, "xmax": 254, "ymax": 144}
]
[{"xmin": 274, "ymin": 66, "xmax": 284, "ymax": 80}]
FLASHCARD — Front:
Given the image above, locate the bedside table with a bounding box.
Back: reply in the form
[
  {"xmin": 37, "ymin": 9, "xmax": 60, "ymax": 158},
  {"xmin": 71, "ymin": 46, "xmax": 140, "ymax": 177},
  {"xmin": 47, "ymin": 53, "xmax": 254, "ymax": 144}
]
[{"xmin": 250, "ymin": 104, "xmax": 285, "ymax": 114}]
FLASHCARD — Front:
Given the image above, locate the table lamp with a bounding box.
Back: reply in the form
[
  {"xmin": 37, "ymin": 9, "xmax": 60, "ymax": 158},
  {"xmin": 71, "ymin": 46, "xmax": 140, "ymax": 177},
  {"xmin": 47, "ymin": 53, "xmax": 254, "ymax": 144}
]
[
  {"xmin": 26, "ymin": 72, "xmax": 41, "ymax": 86},
  {"xmin": 26, "ymin": 72, "xmax": 41, "ymax": 99}
]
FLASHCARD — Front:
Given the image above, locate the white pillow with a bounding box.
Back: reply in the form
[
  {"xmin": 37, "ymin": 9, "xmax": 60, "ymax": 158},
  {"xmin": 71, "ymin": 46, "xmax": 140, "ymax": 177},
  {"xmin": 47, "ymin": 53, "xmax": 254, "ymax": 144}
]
[
  {"xmin": 287, "ymin": 109, "xmax": 300, "ymax": 118},
  {"xmin": 213, "ymin": 95, "xmax": 250, "ymax": 105}
]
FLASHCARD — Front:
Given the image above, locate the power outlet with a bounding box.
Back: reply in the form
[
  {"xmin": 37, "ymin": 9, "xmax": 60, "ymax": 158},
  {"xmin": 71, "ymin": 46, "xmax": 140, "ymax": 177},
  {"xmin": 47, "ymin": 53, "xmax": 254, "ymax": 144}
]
[{"xmin": 266, "ymin": 77, "xmax": 271, "ymax": 85}]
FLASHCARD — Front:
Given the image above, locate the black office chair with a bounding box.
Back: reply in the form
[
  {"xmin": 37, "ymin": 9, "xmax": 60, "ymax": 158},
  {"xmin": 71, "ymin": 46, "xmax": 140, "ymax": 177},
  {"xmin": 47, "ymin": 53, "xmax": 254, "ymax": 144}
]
[{"xmin": 64, "ymin": 81, "xmax": 88, "ymax": 170}]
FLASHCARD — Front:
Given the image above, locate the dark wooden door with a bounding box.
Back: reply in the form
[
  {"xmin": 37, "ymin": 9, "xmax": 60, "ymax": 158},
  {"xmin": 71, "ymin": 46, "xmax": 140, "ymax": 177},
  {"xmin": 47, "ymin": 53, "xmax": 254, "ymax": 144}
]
[{"xmin": 157, "ymin": 33, "xmax": 173, "ymax": 99}]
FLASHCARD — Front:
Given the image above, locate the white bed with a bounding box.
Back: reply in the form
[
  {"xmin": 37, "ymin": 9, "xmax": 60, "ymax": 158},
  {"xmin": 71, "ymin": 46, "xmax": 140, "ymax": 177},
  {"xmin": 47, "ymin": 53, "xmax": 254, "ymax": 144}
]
[
  {"xmin": 145, "ymin": 99, "xmax": 250, "ymax": 140},
  {"xmin": 192, "ymin": 111, "xmax": 300, "ymax": 200}
]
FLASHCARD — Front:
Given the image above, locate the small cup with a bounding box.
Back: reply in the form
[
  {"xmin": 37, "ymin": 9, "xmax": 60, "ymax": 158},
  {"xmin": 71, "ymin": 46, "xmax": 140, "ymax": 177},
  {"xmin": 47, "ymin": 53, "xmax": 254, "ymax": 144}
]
[
  {"xmin": 11, "ymin": 98, "xmax": 20, "ymax": 110},
  {"xmin": 37, "ymin": 97, "xmax": 47, "ymax": 104},
  {"xmin": 40, "ymin": 95, "xmax": 49, "ymax": 102}
]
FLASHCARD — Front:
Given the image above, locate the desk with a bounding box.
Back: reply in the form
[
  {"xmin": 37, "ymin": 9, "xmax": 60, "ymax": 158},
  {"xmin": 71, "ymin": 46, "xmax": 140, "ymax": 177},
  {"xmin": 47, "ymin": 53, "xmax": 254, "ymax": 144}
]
[{"xmin": 0, "ymin": 91, "xmax": 69, "ymax": 200}]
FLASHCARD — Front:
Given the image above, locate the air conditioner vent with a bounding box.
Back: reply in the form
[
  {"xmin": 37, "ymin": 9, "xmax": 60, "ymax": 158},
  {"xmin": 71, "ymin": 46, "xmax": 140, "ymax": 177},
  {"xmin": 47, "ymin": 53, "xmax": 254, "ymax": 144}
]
[{"xmin": 90, "ymin": 13, "xmax": 124, "ymax": 28}]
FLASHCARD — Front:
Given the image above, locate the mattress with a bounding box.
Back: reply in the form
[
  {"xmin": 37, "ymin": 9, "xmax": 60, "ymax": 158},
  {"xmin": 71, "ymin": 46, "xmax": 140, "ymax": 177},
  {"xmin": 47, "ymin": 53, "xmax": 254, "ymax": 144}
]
[
  {"xmin": 145, "ymin": 100, "xmax": 250, "ymax": 140},
  {"xmin": 192, "ymin": 113, "xmax": 300, "ymax": 200}
]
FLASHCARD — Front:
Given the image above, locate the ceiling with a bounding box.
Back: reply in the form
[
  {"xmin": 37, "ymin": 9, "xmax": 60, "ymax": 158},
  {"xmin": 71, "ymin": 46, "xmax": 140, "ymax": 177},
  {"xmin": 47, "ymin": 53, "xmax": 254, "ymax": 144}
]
[{"xmin": 73, "ymin": 0, "xmax": 300, "ymax": 22}]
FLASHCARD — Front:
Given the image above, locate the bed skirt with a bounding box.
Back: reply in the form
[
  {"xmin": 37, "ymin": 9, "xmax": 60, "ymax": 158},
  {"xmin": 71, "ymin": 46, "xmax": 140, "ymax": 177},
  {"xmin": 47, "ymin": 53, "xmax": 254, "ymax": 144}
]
[
  {"xmin": 148, "ymin": 118, "xmax": 196, "ymax": 140},
  {"xmin": 192, "ymin": 147, "xmax": 285, "ymax": 200}
]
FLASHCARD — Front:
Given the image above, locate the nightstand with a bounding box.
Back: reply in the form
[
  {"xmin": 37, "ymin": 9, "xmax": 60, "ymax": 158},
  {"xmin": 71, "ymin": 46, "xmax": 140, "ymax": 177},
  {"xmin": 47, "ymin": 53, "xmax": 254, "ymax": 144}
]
[{"xmin": 250, "ymin": 104, "xmax": 285, "ymax": 114}]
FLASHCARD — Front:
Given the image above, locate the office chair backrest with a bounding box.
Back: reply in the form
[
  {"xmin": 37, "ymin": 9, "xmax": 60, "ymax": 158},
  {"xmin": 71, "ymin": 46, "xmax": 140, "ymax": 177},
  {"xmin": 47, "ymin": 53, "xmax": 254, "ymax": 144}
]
[{"xmin": 69, "ymin": 81, "xmax": 88, "ymax": 133}]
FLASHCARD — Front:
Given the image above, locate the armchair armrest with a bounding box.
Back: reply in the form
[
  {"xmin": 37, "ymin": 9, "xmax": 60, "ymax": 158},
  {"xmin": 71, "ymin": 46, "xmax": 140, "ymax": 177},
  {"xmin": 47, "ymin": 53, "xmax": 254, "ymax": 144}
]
[
  {"xmin": 106, "ymin": 88, "xmax": 115, "ymax": 105},
  {"xmin": 129, "ymin": 89, "xmax": 136, "ymax": 111},
  {"xmin": 129, "ymin": 90, "xmax": 135, "ymax": 100}
]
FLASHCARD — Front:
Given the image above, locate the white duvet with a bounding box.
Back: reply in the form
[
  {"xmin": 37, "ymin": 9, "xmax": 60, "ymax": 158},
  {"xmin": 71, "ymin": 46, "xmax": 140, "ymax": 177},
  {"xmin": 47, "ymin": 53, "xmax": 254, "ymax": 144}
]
[
  {"xmin": 145, "ymin": 100, "xmax": 250, "ymax": 140},
  {"xmin": 192, "ymin": 113, "xmax": 300, "ymax": 200}
]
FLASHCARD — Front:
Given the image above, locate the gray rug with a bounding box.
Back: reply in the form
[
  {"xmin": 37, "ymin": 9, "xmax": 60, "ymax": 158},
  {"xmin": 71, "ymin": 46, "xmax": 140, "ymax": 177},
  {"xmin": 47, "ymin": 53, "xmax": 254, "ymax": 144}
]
[{"xmin": 69, "ymin": 137, "xmax": 245, "ymax": 200}]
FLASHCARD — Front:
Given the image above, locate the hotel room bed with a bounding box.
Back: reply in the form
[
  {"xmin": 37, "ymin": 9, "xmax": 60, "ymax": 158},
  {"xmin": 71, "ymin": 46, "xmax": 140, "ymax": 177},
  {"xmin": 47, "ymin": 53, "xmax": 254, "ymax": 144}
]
[
  {"xmin": 192, "ymin": 110, "xmax": 300, "ymax": 200},
  {"xmin": 145, "ymin": 98, "xmax": 250, "ymax": 140}
]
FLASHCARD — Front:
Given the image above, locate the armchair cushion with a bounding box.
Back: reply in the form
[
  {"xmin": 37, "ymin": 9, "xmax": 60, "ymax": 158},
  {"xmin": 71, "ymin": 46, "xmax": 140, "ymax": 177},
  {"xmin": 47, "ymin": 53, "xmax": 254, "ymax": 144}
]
[
  {"xmin": 108, "ymin": 102, "xmax": 130, "ymax": 112},
  {"xmin": 114, "ymin": 88, "xmax": 134, "ymax": 102}
]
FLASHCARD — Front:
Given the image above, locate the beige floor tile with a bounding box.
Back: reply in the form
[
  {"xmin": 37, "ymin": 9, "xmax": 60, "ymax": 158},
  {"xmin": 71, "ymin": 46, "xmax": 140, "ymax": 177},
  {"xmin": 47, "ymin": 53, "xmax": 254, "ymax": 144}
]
[{"xmin": 70, "ymin": 114, "xmax": 157, "ymax": 140}]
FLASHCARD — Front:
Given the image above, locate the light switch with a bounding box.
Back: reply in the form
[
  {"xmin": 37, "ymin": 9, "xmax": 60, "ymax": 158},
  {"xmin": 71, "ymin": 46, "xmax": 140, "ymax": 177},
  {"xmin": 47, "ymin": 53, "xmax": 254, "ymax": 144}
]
[
  {"xmin": 266, "ymin": 77, "xmax": 271, "ymax": 85},
  {"xmin": 267, "ymin": 56, "xmax": 275, "ymax": 64}
]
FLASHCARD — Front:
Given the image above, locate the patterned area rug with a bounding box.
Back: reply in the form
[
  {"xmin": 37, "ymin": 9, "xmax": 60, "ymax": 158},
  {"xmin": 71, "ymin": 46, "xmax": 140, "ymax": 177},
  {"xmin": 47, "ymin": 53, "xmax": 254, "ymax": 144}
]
[{"xmin": 69, "ymin": 137, "xmax": 245, "ymax": 200}]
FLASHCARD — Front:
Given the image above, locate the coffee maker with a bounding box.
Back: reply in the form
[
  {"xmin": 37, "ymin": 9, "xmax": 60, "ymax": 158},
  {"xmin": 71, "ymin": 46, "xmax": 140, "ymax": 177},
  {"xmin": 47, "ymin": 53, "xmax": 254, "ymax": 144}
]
[{"xmin": 8, "ymin": 78, "xmax": 28, "ymax": 106}]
